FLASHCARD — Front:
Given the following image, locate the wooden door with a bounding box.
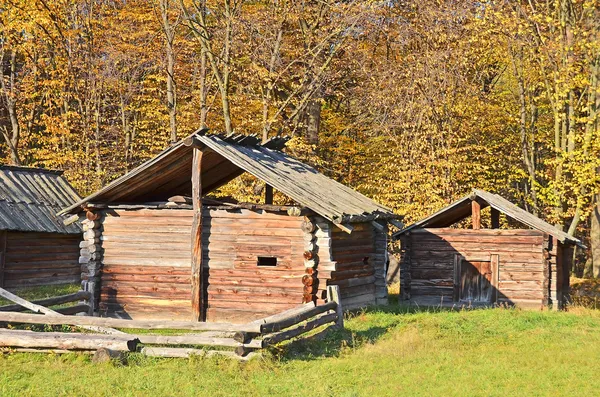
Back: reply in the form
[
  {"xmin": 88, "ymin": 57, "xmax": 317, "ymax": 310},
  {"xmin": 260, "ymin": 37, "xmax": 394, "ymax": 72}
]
[{"xmin": 454, "ymin": 255, "xmax": 498, "ymax": 303}]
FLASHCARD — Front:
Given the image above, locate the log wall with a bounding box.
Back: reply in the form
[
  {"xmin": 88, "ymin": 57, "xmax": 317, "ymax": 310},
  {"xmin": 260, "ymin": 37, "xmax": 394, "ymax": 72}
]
[
  {"xmin": 203, "ymin": 209, "xmax": 305, "ymax": 323},
  {"xmin": 2, "ymin": 231, "xmax": 80, "ymax": 288},
  {"xmin": 327, "ymin": 222, "xmax": 379, "ymax": 310},
  {"xmin": 98, "ymin": 209, "xmax": 193, "ymax": 320},
  {"xmin": 401, "ymin": 228, "xmax": 551, "ymax": 308}
]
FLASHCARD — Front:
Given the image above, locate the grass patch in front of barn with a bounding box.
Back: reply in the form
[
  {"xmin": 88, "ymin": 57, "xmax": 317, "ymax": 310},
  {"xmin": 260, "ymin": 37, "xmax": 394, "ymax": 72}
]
[
  {"xmin": 2, "ymin": 304, "xmax": 600, "ymax": 396},
  {"xmin": 0, "ymin": 283, "xmax": 80, "ymax": 307}
]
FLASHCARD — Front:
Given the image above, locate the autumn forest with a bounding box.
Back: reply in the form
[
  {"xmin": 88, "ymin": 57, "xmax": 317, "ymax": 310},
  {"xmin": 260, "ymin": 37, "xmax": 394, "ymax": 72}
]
[{"xmin": 1, "ymin": 1, "xmax": 599, "ymax": 274}]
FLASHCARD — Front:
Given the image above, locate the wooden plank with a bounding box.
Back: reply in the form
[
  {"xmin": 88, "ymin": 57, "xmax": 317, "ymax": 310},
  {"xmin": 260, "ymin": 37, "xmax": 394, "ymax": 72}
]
[
  {"xmin": 191, "ymin": 148, "xmax": 204, "ymax": 321},
  {"xmin": 491, "ymin": 254, "xmax": 499, "ymax": 303},
  {"xmin": 0, "ymin": 310, "xmax": 261, "ymax": 332},
  {"xmin": 0, "ymin": 287, "xmax": 123, "ymax": 335},
  {"xmin": 472, "ymin": 199, "xmax": 481, "ymax": 230},
  {"xmin": 142, "ymin": 347, "xmax": 260, "ymax": 361},
  {"xmin": 0, "ymin": 231, "xmax": 7, "ymax": 287},
  {"xmin": 0, "ymin": 291, "xmax": 90, "ymax": 312},
  {"xmin": 0, "ymin": 328, "xmax": 138, "ymax": 352},
  {"xmin": 453, "ymin": 254, "xmax": 460, "ymax": 302}
]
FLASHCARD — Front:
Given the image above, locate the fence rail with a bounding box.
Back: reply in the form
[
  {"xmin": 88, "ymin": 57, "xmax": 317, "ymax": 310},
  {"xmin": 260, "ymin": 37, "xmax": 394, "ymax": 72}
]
[{"xmin": 0, "ymin": 285, "xmax": 343, "ymax": 360}]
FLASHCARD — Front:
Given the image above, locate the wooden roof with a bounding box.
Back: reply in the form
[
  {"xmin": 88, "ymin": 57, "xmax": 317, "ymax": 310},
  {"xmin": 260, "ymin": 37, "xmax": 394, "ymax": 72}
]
[
  {"xmin": 0, "ymin": 166, "xmax": 82, "ymax": 234},
  {"xmin": 392, "ymin": 189, "xmax": 583, "ymax": 247},
  {"xmin": 60, "ymin": 130, "xmax": 396, "ymax": 224}
]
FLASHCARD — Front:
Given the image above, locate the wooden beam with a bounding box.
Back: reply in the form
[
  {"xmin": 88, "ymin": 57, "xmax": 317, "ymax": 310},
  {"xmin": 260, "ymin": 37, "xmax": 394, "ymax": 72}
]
[
  {"xmin": 472, "ymin": 200, "xmax": 481, "ymax": 230},
  {"xmin": 0, "ymin": 311, "xmax": 263, "ymax": 333},
  {"xmin": 0, "ymin": 287, "xmax": 123, "ymax": 335},
  {"xmin": 191, "ymin": 148, "xmax": 204, "ymax": 321},
  {"xmin": 491, "ymin": 207, "xmax": 500, "ymax": 229},
  {"xmin": 265, "ymin": 184, "xmax": 273, "ymax": 205},
  {"xmin": 0, "ymin": 231, "xmax": 6, "ymax": 288},
  {"xmin": 491, "ymin": 254, "xmax": 499, "ymax": 303}
]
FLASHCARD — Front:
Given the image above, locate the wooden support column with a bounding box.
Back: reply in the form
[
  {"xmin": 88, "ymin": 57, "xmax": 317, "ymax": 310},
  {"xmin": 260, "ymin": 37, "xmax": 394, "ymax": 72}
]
[
  {"xmin": 265, "ymin": 184, "xmax": 273, "ymax": 205},
  {"xmin": 471, "ymin": 200, "xmax": 481, "ymax": 230},
  {"xmin": 191, "ymin": 148, "xmax": 204, "ymax": 321},
  {"xmin": 0, "ymin": 231, "xmax": 6, "ymax": 288},
  {"xmin": 491, "ymin": 208, "xmax": 500, "ymax": 229}
]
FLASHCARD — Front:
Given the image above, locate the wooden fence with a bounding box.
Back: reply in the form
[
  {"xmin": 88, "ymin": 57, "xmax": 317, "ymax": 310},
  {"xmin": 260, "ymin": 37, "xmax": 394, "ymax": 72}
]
[{"xmin": 0, "ymin": 285, "xmax": 343, "ymax": 360}]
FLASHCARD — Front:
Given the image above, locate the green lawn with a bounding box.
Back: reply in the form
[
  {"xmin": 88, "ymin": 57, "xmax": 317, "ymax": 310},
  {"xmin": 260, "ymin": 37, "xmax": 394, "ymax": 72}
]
[{"xmin": 2, "ymin": 304, "xmax": 600, "ymax": 396}]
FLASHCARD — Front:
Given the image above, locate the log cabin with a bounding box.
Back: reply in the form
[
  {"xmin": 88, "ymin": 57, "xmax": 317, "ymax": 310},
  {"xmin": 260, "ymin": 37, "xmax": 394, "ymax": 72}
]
[
  {"xmin": 0, "ymin": 166, "xmax": 82, "ymax": 288},
  {"xmin": 59, "ymin": 131, "xmax": 400, "ymax": 323},
  {"xmin": 393, "ymin": 189, "xmax": 583, "ymax": 310}
]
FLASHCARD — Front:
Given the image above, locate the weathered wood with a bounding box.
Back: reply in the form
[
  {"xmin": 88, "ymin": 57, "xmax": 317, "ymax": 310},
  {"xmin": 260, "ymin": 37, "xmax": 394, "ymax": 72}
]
[
  {"xmin": 0, "ymin": 328, "xmax": 138, "ymax": 351},
  {"xmin": 0, "ymin": 231, "xmax": 6, "ymax": 288},
  {"xmin": 326, "ymin": 285, "xmax": 343, "ymax": 328},
  {"xmin": 191, "ymin": 148, "xmax": 204, "ymax": 321},
  {"xmin": 0, "ymin": 291, "xmax": 90, "ymax": 312},
  {"xmin": 262, "ymin": 312, "xmax": 338, "ymax": 346},
  {"xmin": 134, "ymin": 333, "xmax": 262, "ymax": 349},
  {"xmin": 141, "ymin": 347, "xmax": 261, "ymax": 361},
  {"xmin": 260, "ymin": 300, "xmax": 337, "ymax": 333},
  {"xmin": 55, "ymin": 304, "xmax": 90, "ymax": 315},
  {"xmin": 0, "ymin": 311, "xmax": 263, "ymax": 332}
]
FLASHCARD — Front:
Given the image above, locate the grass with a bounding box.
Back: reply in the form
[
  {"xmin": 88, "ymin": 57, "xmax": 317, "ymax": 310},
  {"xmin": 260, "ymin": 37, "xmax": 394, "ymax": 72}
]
[
  {"xmin": 0, "ymin": 284, "xmax": 80, "ymax": 307},
  {"xmin": 2, "ymin": 302, "xmax": 600, "ymax": 396}
]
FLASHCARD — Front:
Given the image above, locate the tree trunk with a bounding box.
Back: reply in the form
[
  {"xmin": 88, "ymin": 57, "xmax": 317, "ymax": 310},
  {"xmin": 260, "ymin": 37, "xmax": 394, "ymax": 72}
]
[
  {"xmin": 592, "ymin": 194, "xmax": 600, "ymax": 278},
  {"xmin": 160, "ymin": 0, "xmax": 178, "ymax": 144},
  {"xmin": 304, "ymin": 98, "xmax": 321, "ymax": 145}
]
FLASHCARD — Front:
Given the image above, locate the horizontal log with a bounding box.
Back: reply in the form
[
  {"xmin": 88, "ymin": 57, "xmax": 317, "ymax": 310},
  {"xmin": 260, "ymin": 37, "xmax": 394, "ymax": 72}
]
[
  {"xmin": 207, "ymin": 300, "xmax": 298, "ymax": 311},
  {"xmin": 206, "ymin": 308, "xmax": 280, "ymax": 323},
  {"xmin": 102, "ymin": 265, "xmax": 189, "ymax": 275},
  {"xmin": 102, "ymin": 273, "xmax": 191, "ymax": 284},
  {"xmin": 4, "ymin": 276, "xmax": 81, "ymax": 288},
  {"xmin": 207, "ymin": 292, "xmax": 301, "ymax": 305},
  {"xmin": 260, "ymin": 301, "xmax": 337, "ymax": 333},
  {"xmin": 141, "ymin": 347, "xmax": 261, "ymax": 361},
  {"xmin": 206, "ymin": 285, "xmax": 305, "ymax": 296},
  {"xmin": 0, "ymin": 291, "xmax": 90, "ymax": 312},
  {"xmin": 0, "ymin": 311, "xmax": 263, "ymax": 332},
  {"xmin": 135, "ymin": 333, "xmax": 262, "ymax": 349},
  {"xmin": 55, "ymin": 304, "xmax": 90, "ymax": 315},
  {"xmin": 0, "ymin": 328, "xmax": 138, "ymax": 351},
  {"xmin": 262, "ymin": 312, "xmax": 338, "ymax": 346},
  {"xmin": 327, "ymin": 275, "xmax": 375, "ymax": 288},
  {"xmin": 414, "ymin": 228, "xmax": 544, "ymax": 236},
  {"xmin": 3, "ymin": 260, "xmax": 80, "ymax": 270}
]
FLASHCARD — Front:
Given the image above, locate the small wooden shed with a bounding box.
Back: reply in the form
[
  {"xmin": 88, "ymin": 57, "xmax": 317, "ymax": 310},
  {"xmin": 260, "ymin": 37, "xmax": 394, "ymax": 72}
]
[
  {"xmin": 60, "ymin": 131, "xmax": 399, "ymax": 323},
  {"xmin": 393, "ymin": 189, "xmax": 583, "ymax": 309},
  {"xmin": 0, "ymin": 166, "xmax": 82, "ymax": 288}
]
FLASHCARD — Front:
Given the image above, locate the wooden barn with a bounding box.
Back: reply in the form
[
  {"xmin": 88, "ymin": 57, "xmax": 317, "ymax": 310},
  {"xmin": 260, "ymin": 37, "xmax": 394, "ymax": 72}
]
[
  {"xmin": 0, "ymin": 166, "xmax": 82, "ymax": 289},
  {"xmin": 60, "ymin": 131, "xmax": 400, "ymax": 323},
  {"xmin": 393, "ymin": 189, "xmax": 583, "ymax": 310}
]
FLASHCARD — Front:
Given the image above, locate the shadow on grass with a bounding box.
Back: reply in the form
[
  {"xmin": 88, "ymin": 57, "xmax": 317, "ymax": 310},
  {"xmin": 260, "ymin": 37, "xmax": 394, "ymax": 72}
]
[{"xmin": 272, "ymin": 295, "xmax": 458, "ymax": 362}]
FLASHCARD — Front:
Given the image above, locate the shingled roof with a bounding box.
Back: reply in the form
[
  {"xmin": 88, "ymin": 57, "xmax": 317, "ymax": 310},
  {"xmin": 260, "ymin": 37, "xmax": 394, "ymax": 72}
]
[
  {"xmin": 60, "ymin": 131, "xmax": 397, "ymax": 225},
  {"xmin": 393, "ymin": 189, "xmax": 583, "ymax": 247},
  {"xmin": 0, "ymin": 166, "xmax": 82, "ymax": 234}
]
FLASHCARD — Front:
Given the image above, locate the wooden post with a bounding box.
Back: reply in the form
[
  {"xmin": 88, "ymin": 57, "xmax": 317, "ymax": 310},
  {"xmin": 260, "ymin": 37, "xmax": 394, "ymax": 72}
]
[
  {"xmin": 491, "ymin": 254, "xmax": 499, "ymax": 303},
  {"xmin": 0, "ymin": 231, "xmax": 6, "ymax": 288},
  {"xmin": 265, "ymin": 184, "xmax": 273, "ymax": 205},
  {"xmin": 191, "ymin": 148, "xmax": 204, "ymax": 321},
  {"xmin": 491, "ymin": 208, "xmax": 500, "ymax": 229},
  {"xmin": 326, "ymin": 285, "xmax": 343, "ymax": 329},
  {"xmin": 471, "ymin": 200, "xmax": 481, "ymax": 230}
]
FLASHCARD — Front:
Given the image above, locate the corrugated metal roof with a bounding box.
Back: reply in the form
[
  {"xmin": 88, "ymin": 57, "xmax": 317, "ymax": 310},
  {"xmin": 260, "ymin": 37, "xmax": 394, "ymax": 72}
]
[
  {"xmin": 392, "ymin": 189, "xmax": 583, "ymax": 247},
  {"xmin": 0, "ymin": 166, "xmax": 82, "ymax": 234},
  {"xmin": 60, "ymin": 131, "xmax": 397, "ymax": 225}
]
